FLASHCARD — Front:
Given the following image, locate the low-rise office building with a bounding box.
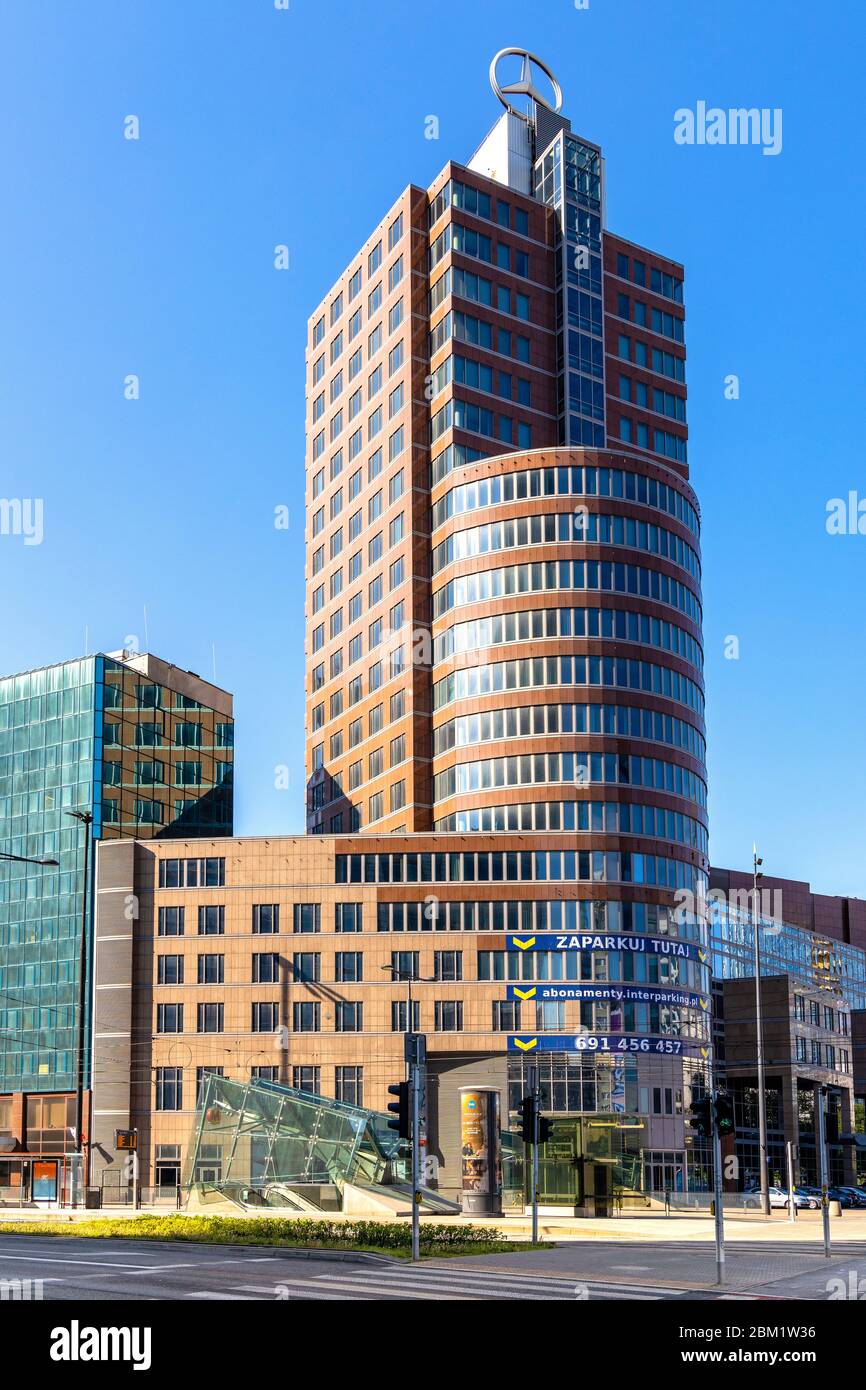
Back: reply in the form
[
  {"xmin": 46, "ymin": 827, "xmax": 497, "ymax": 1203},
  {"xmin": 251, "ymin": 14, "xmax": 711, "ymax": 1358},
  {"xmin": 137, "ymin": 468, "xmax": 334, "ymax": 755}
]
[{"xmin": 91, "ymin": 832, "xmax": 712, "ymax": 1212}]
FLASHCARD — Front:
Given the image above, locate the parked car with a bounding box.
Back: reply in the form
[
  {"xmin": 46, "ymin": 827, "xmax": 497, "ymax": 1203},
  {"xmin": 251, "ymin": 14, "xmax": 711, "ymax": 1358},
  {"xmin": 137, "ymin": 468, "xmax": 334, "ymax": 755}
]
[
  {"xmin": 837, "ymin": 1186, "xmax": 866, "ymax": 1206},
  {"xmin": 793, "ymin": 1186, "xmax": 821, "ymax": 1208},
  {"xmin": 828, "ymin": 1186, "xmax": 861, "ymax": 1209},
  {"xmin": 741, "ymin": 1185, "xmax": 813, "ymax": 1210}
]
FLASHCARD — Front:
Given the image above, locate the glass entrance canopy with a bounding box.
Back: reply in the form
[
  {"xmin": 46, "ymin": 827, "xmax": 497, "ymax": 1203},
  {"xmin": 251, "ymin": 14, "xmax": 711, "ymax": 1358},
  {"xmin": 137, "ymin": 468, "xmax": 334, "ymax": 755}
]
[{"xmin": 184, "ymin": 1074, "xmax": 405, "ymax": 1204}]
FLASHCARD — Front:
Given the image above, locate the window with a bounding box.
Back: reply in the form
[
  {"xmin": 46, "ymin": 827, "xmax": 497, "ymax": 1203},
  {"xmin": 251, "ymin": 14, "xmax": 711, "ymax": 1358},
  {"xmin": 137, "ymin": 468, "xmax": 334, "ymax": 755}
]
[
  {"xmin": 435, "ymin": 951, "xmax": 462, "ymax": 982},
  {"xmin": 158, "ymin": 907, "xmax": 184, "ymax": 937},
  {"xmin": 293, "ymin": 1066, "xmax": 321, "ymax": 1094},
  {"xmin": 388, "ymin": 212, "xmax": 403, "ymax": 250},
  {"xmin": 492, "ymin": 1000, "xmax": 520, "ymax": 1031},
  {"xmin": 197, "ymin": 954, "xmax": 224, "ymax": 985},
  {"xmin": 390, "ymin": 780, "xmax": 406, "ymax": 812},
  {"xmin": 157, "ymin": 1003, "xmax": 183, "ymax": 1034},
  {"xmin": 390, "ymin": 733, "xmax": 405, "ymax": 766},
  {"xmin": 252, "ymin": 952, "xmax": 280, "ymax": 983},
  {"xmin": 252, "ymin": 1002, "xmax": 280, "ymax": 1032},
  {"xmin": 155, "ymin": 1068, "xmax": 183, "ymax": 1111},
  {"xmin": 388, "ymin": 299, "xmax": 403, "ymax": 333},
  {"xmin": 335, "ymin": 1001, "xmax": 363, "ymax": 1032},
  {"xmin": 197, "ymin": 905, "xmax": 224, "ymax": 936},
  {"xmin": 388, "ymin": 255, "xmax": 403, "ymax": 291},
  {"xmin": 158, "ymin": 955, "xmax": 183, "ymax": 985},
  {"xmin": 335, "ymin": 902, "xmax": 363, "ymax": 933},
  {"xmin": 335, "ymin": 1066, "xmax": 363, "ymax": 1106},
  {"xmin": 197, "ymin": 1002, "xmax": 224, "ymax": 1034},
  {"xmin": 434, "ymin": 1001, "xmax": 463, "ymax": 1031},
  {"xmin": 336, "ymin": 951, "xmax": 363, "ymax": 982},
  {"xmin": 368, "ymin": 241, "xmax": 382, "ymax": 275},
  {"xmin": 292, "ymin": 1001, "xmax": 320, "ymax": 1032},
  {"xmin": 292, "ymin": 952, "xmax": 320, "ymax": 983},
  {"xmin": 293, "ymin": 903, "xmax": 321, "ymax": 933},
  {"xmin": 392, "ymin": 1000, "xmax": 421, "ymax": 1032},
  {"xmin": 252, "ymin": 904, "xmax": 280, "ymax": 934},
  {"xmin": 348, "ymin": 266, "xmax": 362, "ymax": 300},
  {"xmin": 388, "ymin": 341, "xmax": 404, "ymax": 375},
  {"xmin": 195, "ymin": 1066, "xmax": 224, "ymax": 1105}
]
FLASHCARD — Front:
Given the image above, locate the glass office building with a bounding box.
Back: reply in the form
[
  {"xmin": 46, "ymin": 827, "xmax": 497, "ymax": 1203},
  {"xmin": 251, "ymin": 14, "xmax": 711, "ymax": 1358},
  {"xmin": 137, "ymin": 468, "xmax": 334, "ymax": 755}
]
[{"xmin": 0, "ymin": 650, "xmax": 233, "ymax": 1204}]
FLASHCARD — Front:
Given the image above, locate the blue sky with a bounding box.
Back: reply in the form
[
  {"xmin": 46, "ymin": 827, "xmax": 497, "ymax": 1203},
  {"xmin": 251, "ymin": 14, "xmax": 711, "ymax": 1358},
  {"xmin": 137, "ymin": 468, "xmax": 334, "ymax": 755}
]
[{"xmin": 1, "ymin": 1, "xmax": 863, "ymax": 896}]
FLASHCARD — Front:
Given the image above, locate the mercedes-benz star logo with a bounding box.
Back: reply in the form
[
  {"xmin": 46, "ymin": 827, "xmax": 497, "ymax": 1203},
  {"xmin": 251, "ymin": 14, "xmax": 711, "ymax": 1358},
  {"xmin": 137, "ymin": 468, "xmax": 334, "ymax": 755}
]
[{"xmin": 489, "ymin": 48, "xmax": 563, "ymax": 118}]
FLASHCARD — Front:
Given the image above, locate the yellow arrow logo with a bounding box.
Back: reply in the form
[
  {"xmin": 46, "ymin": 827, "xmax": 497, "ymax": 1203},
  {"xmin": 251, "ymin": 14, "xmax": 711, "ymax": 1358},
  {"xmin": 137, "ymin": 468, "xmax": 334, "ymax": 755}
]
[
  {"xmin": 513, "ymin": 937, "xmax": 536, "ymax": 951},
  {"xmin": 515, "ymin": 1037, "xmax": 538, "ymax": 1052},
  {"xmin": 700, "ymin": 1047, "xmax": 711, "ymax": 1060},
  {"xmin": 698, "ymin": 950, "xmax": 708, "ymax": 962},
  {"xmin": 514, "ymin": 987, "xmax": 537, "ymax": 1001},
  {"xmin": 699, "ymin": 998, "xmax": 708, "ymax": 1010}
]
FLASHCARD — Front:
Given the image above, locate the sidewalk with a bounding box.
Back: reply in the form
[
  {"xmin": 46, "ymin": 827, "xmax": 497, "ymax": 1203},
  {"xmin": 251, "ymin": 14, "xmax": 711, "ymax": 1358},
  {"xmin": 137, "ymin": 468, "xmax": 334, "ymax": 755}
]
[{"xmin": 2, "ymin": 1203, "xmax": 865, "ymax": 1245}]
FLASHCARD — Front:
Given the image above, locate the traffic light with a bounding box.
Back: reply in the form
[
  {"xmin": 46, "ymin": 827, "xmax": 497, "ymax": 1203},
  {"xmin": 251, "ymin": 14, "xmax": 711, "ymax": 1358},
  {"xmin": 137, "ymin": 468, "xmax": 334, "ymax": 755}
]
[
  {"xmin": 520, "ymin": 1095, "xmax": 553, "ymax": 1146},
  {"xmin": 688, "ymin": 1096, "xmax": 712, "ymax": 1138},
  {"xmin": 387, "ymin": 1080, "xmax": 410, "ymax": 1140},
  {"xmin": 520, "ymin": 1095, "xmax": 535, "ymax": 1144},
  {"xmin": 713, "ymin": 1093, "xmax": 736, "ymax": 1138}
]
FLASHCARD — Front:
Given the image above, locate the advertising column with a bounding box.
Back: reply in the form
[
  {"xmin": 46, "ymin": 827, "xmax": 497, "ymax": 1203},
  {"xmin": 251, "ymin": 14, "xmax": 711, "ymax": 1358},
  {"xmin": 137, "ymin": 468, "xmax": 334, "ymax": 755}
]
[{"xmin": 458, "ymin": 1087, "xmax": 502, "ymax": 1216}]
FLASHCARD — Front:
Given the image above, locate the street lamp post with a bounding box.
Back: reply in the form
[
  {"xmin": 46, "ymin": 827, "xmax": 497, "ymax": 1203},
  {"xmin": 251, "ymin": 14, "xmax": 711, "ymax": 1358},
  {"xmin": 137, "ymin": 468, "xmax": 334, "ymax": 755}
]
[
  {"xmin": 67, "ymin": 810, "xmax": 93, "ymax": 1206},
  {"xmin": 752, "ymin": 848, "xmax": 771, "ymax": 1218}
]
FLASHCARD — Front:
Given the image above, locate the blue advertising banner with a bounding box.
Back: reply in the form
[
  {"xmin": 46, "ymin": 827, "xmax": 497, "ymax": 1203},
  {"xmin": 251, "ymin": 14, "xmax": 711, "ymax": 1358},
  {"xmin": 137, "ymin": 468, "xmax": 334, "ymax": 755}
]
[
  {"xmin": 506, "ymin": 983, "xmax": 709, "ymax": 1010},
  {"xmin": 507, "ymin": 1033, "xmax": 711, "ymax": 1058},
  {"xmin": 501, "ymin": 932, "xmax": 708, "ymax": 963}
]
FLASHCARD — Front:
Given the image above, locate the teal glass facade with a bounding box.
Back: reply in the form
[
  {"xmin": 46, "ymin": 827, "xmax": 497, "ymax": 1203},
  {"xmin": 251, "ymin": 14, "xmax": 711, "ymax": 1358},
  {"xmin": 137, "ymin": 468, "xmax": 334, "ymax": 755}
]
[{"xmin": 0, "ymin": 653, "xmax": 233, "ymax": 1099}]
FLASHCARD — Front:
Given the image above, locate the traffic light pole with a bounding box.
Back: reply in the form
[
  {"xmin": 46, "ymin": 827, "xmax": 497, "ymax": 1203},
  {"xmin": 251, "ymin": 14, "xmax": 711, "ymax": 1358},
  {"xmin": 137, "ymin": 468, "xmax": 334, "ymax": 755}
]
[
  {"xmin": 531, "ymin": 1068, "xmax": 540, "ymax": 1245},
  {"xmin": 711, "ymin": 1085, "xmax": 726, "ymax": 1285},
  {"xmin": 410, "ymin": 1059, "xmax": 421, "ymax": 1262},
  {"xmin": 817, "ymin": 1085, "xmax": 831, "ymax": 1259}
]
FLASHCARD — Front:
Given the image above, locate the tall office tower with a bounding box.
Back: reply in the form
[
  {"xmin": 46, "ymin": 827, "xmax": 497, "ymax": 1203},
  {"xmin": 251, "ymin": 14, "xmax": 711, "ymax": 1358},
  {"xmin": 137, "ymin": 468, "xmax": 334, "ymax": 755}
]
[
  {"xmin": 305, "ymin": 49, "xmax": 703, "ymax": 863},
  {"xmin": 0, "ymin": 650, "xmax": 232, "ymax": 1203}
]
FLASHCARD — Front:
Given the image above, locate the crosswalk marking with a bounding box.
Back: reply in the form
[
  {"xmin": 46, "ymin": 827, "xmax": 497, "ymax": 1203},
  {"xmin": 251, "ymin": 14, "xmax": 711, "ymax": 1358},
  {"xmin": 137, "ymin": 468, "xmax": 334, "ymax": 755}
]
[{"xmin": 186, "ymin": 1291, "xmax": 262, "ymax": 1300}]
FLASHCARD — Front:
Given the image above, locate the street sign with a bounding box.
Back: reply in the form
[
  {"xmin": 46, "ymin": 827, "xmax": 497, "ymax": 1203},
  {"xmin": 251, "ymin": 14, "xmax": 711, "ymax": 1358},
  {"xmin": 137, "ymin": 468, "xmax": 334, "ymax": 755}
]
[{"xmin": 507, "ymin": 1033, "xmax": 711, "ymax": 1058}]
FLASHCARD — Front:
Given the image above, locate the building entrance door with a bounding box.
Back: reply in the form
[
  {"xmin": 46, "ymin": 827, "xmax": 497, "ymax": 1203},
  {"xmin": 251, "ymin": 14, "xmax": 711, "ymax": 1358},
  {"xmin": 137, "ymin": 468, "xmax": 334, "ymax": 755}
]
[{"xmin": 530, "ymin": 1121, "xmax": 582, "ymax": 1206}]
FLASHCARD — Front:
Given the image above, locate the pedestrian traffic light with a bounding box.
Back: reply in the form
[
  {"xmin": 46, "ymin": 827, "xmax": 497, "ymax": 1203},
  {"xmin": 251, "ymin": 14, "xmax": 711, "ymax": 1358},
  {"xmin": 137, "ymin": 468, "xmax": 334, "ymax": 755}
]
[
  {"xmin": 537, "ymin": 1115, "xmax": 553, "ymax": 1144},
  {"xmin": 688, "ymin": 1096, "xmax": 712, "ymax": 1138},
  {"xmin": 387, "ymin": 1080, "xmax": 410, "ymax": 1140},
  {"xmin": 713, "ymin": 1093, "xmax": 736, "ymax": 1138},
  {"xmin": 520, "ymin": 1095, "xmax": 535, "ymax": 1144}
]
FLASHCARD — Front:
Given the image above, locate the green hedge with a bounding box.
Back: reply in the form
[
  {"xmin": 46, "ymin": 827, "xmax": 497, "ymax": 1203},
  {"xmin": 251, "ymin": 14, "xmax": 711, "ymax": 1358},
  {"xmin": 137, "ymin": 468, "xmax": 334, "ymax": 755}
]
[{"xmin": 0, "ymin": 1214, "xmax": 508, "ymax": 1251}]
